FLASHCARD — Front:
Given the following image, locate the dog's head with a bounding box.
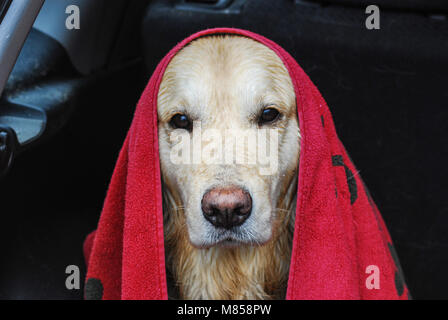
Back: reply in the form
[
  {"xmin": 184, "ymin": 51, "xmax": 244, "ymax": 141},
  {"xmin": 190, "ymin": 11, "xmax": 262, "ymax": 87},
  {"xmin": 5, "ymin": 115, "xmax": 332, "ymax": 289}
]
[{"xmin": 158, "ymin": 35, "xmax": 299, "ymax": 248}]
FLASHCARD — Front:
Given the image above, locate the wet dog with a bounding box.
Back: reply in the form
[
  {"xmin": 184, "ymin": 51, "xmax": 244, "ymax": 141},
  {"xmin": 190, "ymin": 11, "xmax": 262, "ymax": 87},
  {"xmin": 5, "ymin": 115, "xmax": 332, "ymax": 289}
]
[{"xmin": 157, "ymin": 35, "xmax": 300, "ymax": 299}]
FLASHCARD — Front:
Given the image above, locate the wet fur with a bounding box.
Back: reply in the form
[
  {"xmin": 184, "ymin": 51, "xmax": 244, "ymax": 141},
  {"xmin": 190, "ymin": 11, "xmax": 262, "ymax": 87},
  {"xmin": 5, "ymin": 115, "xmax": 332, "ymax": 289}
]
[
  {"xmin": 158, "ymin": 36, "xmax": 299, "ymax": 299},
  {"xmin": 163, "ymin": 175, "xmax": 296, "ymax": 299}
]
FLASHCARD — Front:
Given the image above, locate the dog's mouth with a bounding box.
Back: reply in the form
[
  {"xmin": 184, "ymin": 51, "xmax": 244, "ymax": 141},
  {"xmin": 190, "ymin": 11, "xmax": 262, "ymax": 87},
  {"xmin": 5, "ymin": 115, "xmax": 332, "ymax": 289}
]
[
  {"xmin": 185, "ymin": 203, "xmax": 275, "ymax": 248},
  {"xmin": 197, "ymin": 229, "xmax": 270, "ymax": 248},
  {"xmin": 192, "ymin": 233, "xmax": 246, "ymax": 249},
  {"xmin": 217, "ymin": 237, "xmax": 243, "ymax": 248}
]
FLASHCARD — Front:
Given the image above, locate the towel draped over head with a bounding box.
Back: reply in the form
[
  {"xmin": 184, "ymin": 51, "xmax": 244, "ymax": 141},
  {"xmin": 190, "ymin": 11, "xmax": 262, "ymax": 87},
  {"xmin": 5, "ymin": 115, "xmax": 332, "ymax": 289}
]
[{"xmin": 83, "ymin": 28, "xmax": 410, "ymax": 300}]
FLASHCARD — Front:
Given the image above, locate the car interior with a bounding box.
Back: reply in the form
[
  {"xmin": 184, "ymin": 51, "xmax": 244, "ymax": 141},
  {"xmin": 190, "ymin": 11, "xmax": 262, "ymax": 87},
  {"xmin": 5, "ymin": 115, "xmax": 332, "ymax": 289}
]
[{"xmin": 0, "ymin": 0, "xmax": 447, "ymax": 299}]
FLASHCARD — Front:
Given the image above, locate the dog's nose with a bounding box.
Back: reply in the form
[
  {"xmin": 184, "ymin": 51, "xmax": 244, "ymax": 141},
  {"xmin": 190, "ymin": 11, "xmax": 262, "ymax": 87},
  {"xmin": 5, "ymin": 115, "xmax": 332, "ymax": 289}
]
[{"xmin": 201, "ymin": 187, "xmax": 252, "ymax": 229}]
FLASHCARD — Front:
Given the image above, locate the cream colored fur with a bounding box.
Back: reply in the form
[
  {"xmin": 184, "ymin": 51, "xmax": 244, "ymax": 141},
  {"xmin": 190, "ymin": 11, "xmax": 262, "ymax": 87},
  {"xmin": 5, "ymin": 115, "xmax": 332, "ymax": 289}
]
[{"xmin": 157, "ymin": 35, "xmax": 300, "ymax": 299}]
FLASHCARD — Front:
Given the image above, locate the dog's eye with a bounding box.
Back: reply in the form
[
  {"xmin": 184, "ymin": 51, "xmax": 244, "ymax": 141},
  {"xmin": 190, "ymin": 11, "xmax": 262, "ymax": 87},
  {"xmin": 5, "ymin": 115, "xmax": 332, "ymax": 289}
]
[
  {"xmin": 170, "ymin": 114, "xmax": 192, "ymax": 131},
  {"xmin": 259, "ymin": 107, "xmax": 280, "ymax": 125}
]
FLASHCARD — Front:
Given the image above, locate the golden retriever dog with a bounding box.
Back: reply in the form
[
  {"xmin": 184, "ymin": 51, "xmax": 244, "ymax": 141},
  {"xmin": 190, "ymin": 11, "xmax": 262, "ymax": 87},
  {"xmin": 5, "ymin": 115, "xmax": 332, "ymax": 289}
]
[{"xmin": 157, "ymin": 35, "xmax": 300, "ymax": 299}]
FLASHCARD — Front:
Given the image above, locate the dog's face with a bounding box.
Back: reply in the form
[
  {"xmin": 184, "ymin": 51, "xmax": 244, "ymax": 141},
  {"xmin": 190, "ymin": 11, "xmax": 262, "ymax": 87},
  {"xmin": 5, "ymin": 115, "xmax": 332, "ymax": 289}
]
[{"xmin": 158, "ymin": 36, "xmax": 299, "ymax": 248}]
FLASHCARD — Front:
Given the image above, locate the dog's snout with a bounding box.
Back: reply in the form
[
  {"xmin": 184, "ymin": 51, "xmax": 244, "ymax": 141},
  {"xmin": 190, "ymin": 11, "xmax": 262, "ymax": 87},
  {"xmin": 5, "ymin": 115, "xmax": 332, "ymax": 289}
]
[{"xmin": 201, "ymin": 187, "xmax": 252, "ymax": 229}]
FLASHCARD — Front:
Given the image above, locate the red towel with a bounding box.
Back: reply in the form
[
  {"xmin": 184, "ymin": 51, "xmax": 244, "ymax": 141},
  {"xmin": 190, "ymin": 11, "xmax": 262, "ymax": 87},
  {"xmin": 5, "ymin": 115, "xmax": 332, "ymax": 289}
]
[{"xmin": 83, "ymin": 28, "xmax": 410, "ymax": 300}]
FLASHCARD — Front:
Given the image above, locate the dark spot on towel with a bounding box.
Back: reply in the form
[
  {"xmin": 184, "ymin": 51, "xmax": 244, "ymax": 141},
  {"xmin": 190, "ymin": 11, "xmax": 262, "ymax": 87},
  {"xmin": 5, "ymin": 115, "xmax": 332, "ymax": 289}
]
[
  {"xmin": 321, "ymin": 115, "xmax": 325, "ymax": 127},
  {"xmin": 388, "ymin": 242, "xmax": 406, "ymax": 297},
  {"xmin": 331, "ymin": 155, "xmax": 344, "ymax": 166},
  {"xmin": 85, "ymin": 278, "xmax": 103, "ymax": 300},
  {"xmin": 331, "ymin": 155, "xmax": 358, "ymax": 204},
  {"xmin": 344, "ymin": 166, "xmax": 357, "ymax": 204}
]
